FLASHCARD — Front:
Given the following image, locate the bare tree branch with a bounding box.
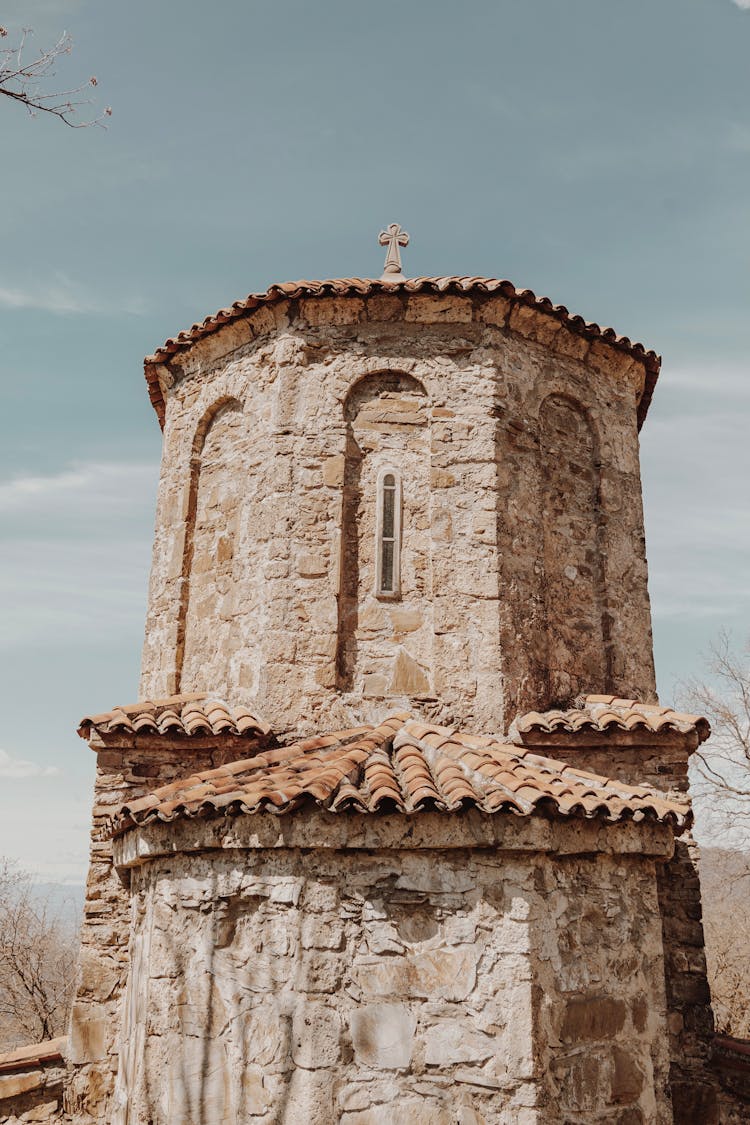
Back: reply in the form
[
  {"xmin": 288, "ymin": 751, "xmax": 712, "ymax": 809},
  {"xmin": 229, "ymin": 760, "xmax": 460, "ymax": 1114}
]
[
  {"xmin": 0, "ymin": 858, "xmax": 80, "ymax": 1050},
  {"xmin": 683, "ymin": 631, "xmax": 750, "ymax": 835},
  {"xmin": 0, "ymin": 26, "xmax": 110, "ymax": 128},
  {"xmin": 681, "ymin": 636, "xmax": 750, "ymax": 1037},
  {"xmin": 701, "ymin": 849, "xmax": 750, "ymax": 1037}
]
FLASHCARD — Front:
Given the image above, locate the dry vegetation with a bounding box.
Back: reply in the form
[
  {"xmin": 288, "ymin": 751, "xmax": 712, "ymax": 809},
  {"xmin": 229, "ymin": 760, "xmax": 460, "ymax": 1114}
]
[
  {"xmin": 685, "ymin": 633, "xmax": 750, "ymax": 1039},
  {"xmin": 0, "ymin": 859, "xmax": 80, "ymax": 1051},
  {"xmin": 701, "ymin": 848, "xmax": 750, "ymax": 1038}
]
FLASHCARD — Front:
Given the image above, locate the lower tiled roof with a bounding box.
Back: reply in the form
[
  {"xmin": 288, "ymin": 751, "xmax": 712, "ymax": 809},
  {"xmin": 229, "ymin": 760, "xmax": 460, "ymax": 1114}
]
[
  {"xmin": 108, "ymin": 713, "xmax": 690, "ymax": 838},
  {"xmin": 513, "ymin": 695, "xmax": 710, "ymax": 743},
  {"xmin": 78, "ymin": 693, "xmax": 270, "ymax": 740}
]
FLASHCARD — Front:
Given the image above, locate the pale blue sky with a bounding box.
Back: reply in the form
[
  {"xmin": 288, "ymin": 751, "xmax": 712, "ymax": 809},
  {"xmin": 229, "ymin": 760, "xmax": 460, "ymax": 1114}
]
[{"xmin": 1, "ymin": 0, "xmax": 749, "ymax": 879}]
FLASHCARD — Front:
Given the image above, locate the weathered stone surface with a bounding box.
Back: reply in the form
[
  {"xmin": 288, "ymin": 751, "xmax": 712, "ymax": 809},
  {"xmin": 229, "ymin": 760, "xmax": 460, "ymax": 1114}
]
[
  {"xmin": 95, "ymin": 832, "xmax": 678, "ymax": 1124},
  {"xmin": 301, "ymin": 914, "xmax": 344, "ymax": 950},
  {"xmin": 560, "ymin": 996, "xmax": 628, "ymax": 1042},
  {"xmin": 282, "ymin": 1067, "xmax": 335, "ymax": 1125},
  {"xmin": 355, "ymin": 947, "xmax": 478, "ymax": 1001},
  {"xmin": 67, "ymin": 1005, "xmax": 107, "ymax": 1063},
  {"xmin": 388, "ymin": 647, "xmax": 430, "ymax": 695},
  {"xmin": 349, "ymin": 1004, "xmax": 417, "ymax": 1069},
  {"xmin": 341, "ymin": 1100, "xmax": 457, "ymax": 1125},
  {"xmin": 0, "ymin": 1058, "xmax": 66, "ymax": 1125},
  {"xmin": 0, "ymin": 1070, "xmax": 44, "ymax": 1100},
  {"xmin": 291, "ymin": 1002, "xmax": 341, "ymax": 1069},
  {"xmin": 138, "ymin": 291, "xmax": 655, "ymax": 733},
  {"xmin": 422, "ymin": 1021, "xmax": 495, "ymax": 1065},
  {"xmin": 240, "ymin": 1065, "xmax": 268, "ymax": 1114},
  {"xmin": 76, "ymin": 948, "xmax": 120, "ymax": 1001}
]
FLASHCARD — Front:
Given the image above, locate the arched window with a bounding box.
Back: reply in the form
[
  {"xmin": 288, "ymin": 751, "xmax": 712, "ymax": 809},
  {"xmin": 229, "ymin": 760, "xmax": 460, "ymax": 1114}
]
[{"xmin": 375, "ymin": 467, "xmax": 402, "ymax": 597}]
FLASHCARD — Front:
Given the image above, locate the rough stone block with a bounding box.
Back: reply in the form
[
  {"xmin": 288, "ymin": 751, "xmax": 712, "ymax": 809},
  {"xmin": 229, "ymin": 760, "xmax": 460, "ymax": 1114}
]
[
  {"xmin": 362, "ymin": 674, "xmax": 388, "ymax": 698},
  {"xmin": 422, "ymin": 1021, "xmax": 495, "ymax": 1065},
  {"xmin": 296, "ymin": 551, "xmax": 328, "ymax": 578},
  {"xmin": 301, "ymin": 915, "xmax": 344, "ymax": 950},
  {"xmin": 349, "ymin": 1003, "xmax": 417, "ymax": 1069},
  {"xmin": 322, "ymin": 454, "xmax": 346, "ymax": 487},
  {"xmin": 388, "ymin": 648, "xmax": 430, "ymax": 695},
  {"xmin": 0, "ymin": 1069, "xmax": 44, "ymax": 1100},
  {"xmin": 404, "ymin": 295, "xmax": 473, "ymax": 323},
  {"xmin": 68, "ymin": 1004, "xmax": 108, "ymax": 1063},
  {"xmin": 303, "ymin": 297, "xmax": 364, "ymax": 326},
  {"xmin": 560, "ymin": 996, "xmax": 627, "ymax": 1043},
  {"xmin": 356, "ymin": 947, "xmax": 478, "ymax": 1001},
  {"xmin": 346, "ymin": 1099, "xmax": 458, "ymax": 1125},
  {"xmin": 291, "ymin": 1002, "xmax": 341, "ymax": 1068}
]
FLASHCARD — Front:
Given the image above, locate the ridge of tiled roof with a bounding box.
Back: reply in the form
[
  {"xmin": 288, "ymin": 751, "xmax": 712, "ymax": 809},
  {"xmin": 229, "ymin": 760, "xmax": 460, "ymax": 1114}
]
[
  {"xmin": 512, "ymin": 695, "xmax": 710, "ymax": 743},
  {"xmin": 143, "ymin": 276, "xmax": 660, "ymax": 430},
  {"xmin": 0, "ymin": 1037, "xmax": 66, "ymax": 1074},
  {"xmin": 78, "ymin": 693, "xmax": 271, "ymax": 741},
  {"xmin": 107, "ymin": 713, "xmax": 690, "ymax": 838}
]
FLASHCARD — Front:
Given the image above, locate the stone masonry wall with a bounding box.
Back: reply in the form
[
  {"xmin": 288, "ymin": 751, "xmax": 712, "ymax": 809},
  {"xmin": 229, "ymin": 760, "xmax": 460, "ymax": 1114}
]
[
  {"xmin": 63, "ymin": 734, "xmax": 272, "ymax": 1125},
  {"xmin": 515, "ymin": 731, "xmax": 721, "ymax": 1123},
  {"xmin": 109, "ymin": 816, "xmax": 673, "ymax": 1125},
  {"xmin": 577, "ymin": 740, "xmax": 720, "ymax": 1124},
  {"xmin": 0, "ymin": 1055, "xmax": 66, "ymax": 1125},
  {"xmin": 532, "ymin": 852, "xmax": 672, "ymax": 1121},
  {"xmin": 140, "ymin": 291, "xmax": 656, "ymax": 733}
]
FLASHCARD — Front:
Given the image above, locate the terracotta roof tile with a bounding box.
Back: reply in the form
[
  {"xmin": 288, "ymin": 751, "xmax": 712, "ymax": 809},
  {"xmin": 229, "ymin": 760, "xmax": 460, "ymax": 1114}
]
[
  {"xmin": 143, "ymin": 277, "xmax": 660, "ymax": 430},
  {"xmin": 107, "ymin": 714, "xmax": 690, "ymax": 838},
  {"xmin": 78, "ymin": 694, "xmax": 271, "ymax": 741},
  {"xmin": 512, "ymin": 695, "xmax": 710, "ymax": 744}
]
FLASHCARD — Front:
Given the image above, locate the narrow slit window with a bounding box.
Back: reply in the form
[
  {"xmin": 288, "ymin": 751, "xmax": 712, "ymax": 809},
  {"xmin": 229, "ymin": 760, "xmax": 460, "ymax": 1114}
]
[{"xmin": 376, "ymin": 469, "xmax": 401, "ymax": 597}]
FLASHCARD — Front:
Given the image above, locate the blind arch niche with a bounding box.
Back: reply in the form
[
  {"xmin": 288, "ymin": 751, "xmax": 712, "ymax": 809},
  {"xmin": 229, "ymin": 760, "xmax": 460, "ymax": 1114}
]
[
  {"xmin": 176, "ymin": 398, "xmax": 247, "ymax": 696},
  {"xmin": 336, "ymin": 373, "xmax": 432, "ymax": 699},
  {"xmin": 539, "ymin": 393, "xmax": 611, "ymax": 705}
]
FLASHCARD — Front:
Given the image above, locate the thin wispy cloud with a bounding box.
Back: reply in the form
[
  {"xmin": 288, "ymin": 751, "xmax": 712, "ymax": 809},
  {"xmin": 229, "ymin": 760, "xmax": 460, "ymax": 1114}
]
[
  {"xmin": 0, "ymin": 461, "xmax": 156, "ymax": 515},
  {"xmin": 732, "ymin": 0, "xmax": 750, "ymax": 9},
  {"xmin": 0, "ymin": 749, "xmax": 60, "ymax": 780},
  {"xmin": 0, "ymin": 275, "xmax": 145, "ymax": 316},
  {"xmin": 0, "ymin": 465, "xmax": 112, "ymax": 508},
  {"xmin": 1, "ymin": 538, "xmax": 152, "ymax": 645},
  {"xmin": 0, "ymin": 460, "xmax": 157, "ymax": 647}
]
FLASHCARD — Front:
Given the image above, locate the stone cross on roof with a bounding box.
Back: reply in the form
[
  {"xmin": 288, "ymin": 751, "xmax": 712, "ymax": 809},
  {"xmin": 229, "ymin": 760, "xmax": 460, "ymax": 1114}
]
[{"xmin": 378, "ymin": 222, "xmax": 409, "ymax": 282}]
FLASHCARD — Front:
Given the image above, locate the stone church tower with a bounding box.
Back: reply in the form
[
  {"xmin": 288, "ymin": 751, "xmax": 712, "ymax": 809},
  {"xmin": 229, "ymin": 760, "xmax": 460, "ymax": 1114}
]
[
  {"xmin": 2, "ymin": 238, "xmax": 746, "ymax": 1124},
  {"xmin": 139, "ymin": 255, "xmax": 657, "ymax": 735}
]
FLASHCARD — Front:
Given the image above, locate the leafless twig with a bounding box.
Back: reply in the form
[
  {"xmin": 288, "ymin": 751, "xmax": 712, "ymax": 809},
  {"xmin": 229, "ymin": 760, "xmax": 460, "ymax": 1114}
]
[
  {"xmin": 701, "ymin": 848, "xmax": 750, "ymax": 1037},
  {"xmin": 683, "ymin": 630, "xmax": 750, "ymax": 839},
  {"xmin": 681, "ymin": 634, "xmax": 750, "ymax": 1037},
  {"xmin": 0, "ymin": 26, "xmax": 110, "ymax": 128},
  {"xmin": 0, "ymin": 858, "xmax": 80, "ymax": 1049}
]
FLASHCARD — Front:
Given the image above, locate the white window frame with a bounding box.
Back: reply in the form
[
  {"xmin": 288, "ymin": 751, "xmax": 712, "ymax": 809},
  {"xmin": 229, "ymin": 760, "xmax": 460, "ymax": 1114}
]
[{"xmin": 375, "ymin": 466, "xmax": 402, "ymax": 599}]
